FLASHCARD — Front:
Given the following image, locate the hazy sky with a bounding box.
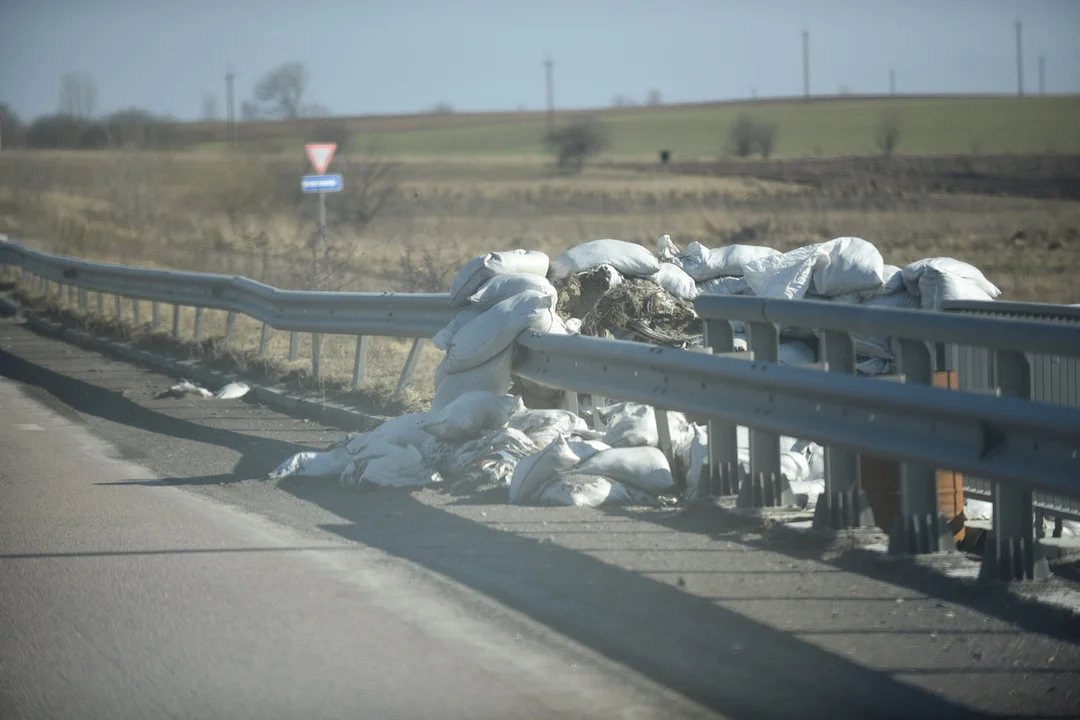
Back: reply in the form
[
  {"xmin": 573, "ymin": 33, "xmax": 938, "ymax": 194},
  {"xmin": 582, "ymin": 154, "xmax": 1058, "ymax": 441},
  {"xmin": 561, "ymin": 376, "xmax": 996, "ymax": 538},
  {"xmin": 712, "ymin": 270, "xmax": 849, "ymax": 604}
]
[{"xmin": 2, "ymin": 0, "xmax": 1078, "ymax": 121}]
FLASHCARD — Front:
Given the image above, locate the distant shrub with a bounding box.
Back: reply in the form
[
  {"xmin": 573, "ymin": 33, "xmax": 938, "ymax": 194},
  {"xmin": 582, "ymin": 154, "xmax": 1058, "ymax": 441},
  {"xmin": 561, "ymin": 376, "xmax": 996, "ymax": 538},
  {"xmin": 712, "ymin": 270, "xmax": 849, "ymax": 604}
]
[
  {"xmin": 544, "ymin": 116, "xmax": 609, "ymax": 174},
  {"xmin": 875, "ymin": 110, "xmax": 902, "ymax": 157},
  {"xmin": 27, "ymin": 114, "xmax": 90, "ymax": 149},
  {"xmin": 729, "ymin": 114, "xmax": 778, "ymax": 159}
]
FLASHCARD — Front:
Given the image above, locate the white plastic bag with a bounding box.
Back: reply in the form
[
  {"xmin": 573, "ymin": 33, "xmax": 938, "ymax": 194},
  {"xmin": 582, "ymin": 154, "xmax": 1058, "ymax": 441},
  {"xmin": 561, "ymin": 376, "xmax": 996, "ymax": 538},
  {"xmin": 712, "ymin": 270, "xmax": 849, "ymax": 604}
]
[
  {"xmin": 449, "ymin": 250, "xmax": 550, "ymax": 308},
  {"xmin": 420, "ymin": 391, "xmax": 519, "ymax": 443},
  {"xmin": 431, "ymin": 346, "xmax": 514, "ymax": 411},
  {"xmin": 215, "ymin": 382, "xmax": 251, "ymax": 399},
  {"xmin": 548, "ymin": 239, "xmax": 660, "ymax": 281},
  {"xmin": 268, "ymin": 446, "xmax": 350, "ymax": 480},
  {"xmin": 445, "ymin": 291, "xmax": 556, "ymax": 374},
  {"xmin": 466, "ymin": 273, "xmax": 558, "ymax": 310},
  {"xmin": 509, "ymin": 435, "xmax": 582, "ymax": 504},
  {"xmin": 657, "ymin": 234, "xmax": 680, "ymax": 261},
  {"xmin": 433, "ymin": 308, "xmax": 483, "ymax": 351},
  {"xmin": 567, "ymin": 446, "xmax": 675, "ymax": 495},
  {"xmin": 678, "ymin": 242, "xmax": 780, "ymax": 281},
  {"xmin": 649, "ymin": 263, "xmax": 700, "ymax": 300}
]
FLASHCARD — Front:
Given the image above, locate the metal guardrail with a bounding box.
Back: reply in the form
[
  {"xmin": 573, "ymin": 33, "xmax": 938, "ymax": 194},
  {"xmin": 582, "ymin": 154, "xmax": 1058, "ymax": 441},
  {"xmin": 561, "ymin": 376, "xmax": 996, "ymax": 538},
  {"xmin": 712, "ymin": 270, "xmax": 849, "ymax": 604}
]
[
  {"xmin": 0, "ymin": 240, "xmax": 456, "ymax": 393},
  {"xmin": 942, "ymin": 300, "xmax": 1080, "ymax": 535},
  {"xmin": 3, "ymin": 239, "xmax": 1080, "ymax": 583}
]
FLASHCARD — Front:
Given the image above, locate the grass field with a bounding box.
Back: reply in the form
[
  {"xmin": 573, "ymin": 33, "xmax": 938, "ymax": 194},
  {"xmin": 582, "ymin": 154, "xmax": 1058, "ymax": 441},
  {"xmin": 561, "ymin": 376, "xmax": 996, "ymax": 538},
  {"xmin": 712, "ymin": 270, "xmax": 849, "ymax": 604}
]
[
  {"xmin": 2, "ymin": 94, "xmax": 1079, "ymax": 410},
  {"xmin": 179, "ymin": 96, "xmax": 1080, "ymax": 159}
]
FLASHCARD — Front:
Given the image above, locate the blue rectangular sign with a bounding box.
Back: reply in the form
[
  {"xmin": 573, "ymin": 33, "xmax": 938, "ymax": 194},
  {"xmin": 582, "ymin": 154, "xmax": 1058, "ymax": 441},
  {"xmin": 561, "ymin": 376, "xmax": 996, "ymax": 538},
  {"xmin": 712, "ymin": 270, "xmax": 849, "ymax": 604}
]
[{"xmin": 301, "ymin": 174, "xmax": 343, "ymax": 193}]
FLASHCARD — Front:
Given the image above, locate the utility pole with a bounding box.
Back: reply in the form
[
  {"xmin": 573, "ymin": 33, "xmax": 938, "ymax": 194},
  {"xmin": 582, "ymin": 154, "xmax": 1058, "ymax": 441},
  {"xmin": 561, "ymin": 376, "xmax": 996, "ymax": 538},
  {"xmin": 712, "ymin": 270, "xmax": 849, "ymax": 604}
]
[
  {"xmin": 225, "ymin": 69, "xmax": 236, "ymax": 148},
  {"xmin": 1039, "ymin": 54, "xmax": 1045, "ymax": 95},
  {"xmin": 1015, "ymin": 21, "xmax": 1024, "ymax": 96},
  {"xmin": 544, "ymin": 56, "xmax": 555, "ymax": 133},
  {"xmin": 889, "ymin": 68, "xmax": 896, "ymax": 96},
  {"xmin": 802, "ymin": 30, "xmax": 810, "ymax": 101}
]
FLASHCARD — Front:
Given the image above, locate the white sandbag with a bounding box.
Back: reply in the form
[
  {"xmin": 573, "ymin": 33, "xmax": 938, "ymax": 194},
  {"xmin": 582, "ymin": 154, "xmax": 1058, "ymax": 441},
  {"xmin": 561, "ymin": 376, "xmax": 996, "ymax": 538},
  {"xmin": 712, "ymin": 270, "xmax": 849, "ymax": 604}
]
[
  {"xmin": 743, "ymin": 237, "xmax": 884, "ymax": 300},
  {"xmin": 902, "ymin": 257, "xmax": 1000, "ymax": 300},
  {"xmin": 678, "ymin": 241, "xmax": 781, "ymax": 281},
  {"xmin": 433, "ymin": 308, "xmax": 483, "ymax": 351},
  {"xmin": 857, "ymin": 357, "xmax": 894, "ymax": 376},
  {"xmin": 268, "ymin": 446, "xmax": 350, "ymax": 480},
  {"xmin": 507, "ymin": 409, "xmax": 590, "ymax": 449},
  {"xmin": 682, "ymin": 424, "xmax": 709, "ymax": 503},
  {"xmin": 360, "ymin": 444, "xmax": 439, "ymax": 488},
  {"xmin": 420, "ymin": 391, "xmax": 519, "ymax": 443},
  {"xmin": 778, "ymin": 340, "xmax": 816, "ymax": 366},
  {"xmin": 548, "ymin": 239, "xmax": 660, "ymax": 282},
  {"xmin": 446, "ymin": 291, "xmax": 556, "ymax": 374},
  {"xmin": 903, "ymin": 257, "xmax": 1001, "ymax": 310},
  {"xmin": 567, "ymin": 439, "xmax": 610, "ymax": 461},
  {"xmin": 811, "ymin": 237, "xmax": 885, "ymax": 297},
  {"xmin": 449, "ymin": 250, "xmax": 550, "ymax": 308},
  {"xmin": 780, "ymin": 450, "xmax": 810, "ymax": 485},
  {"xmin": 832, "ymin": 264, "xmax": 905, "ymax": 303},
  {"xmin": 488, "ymin": 427, "xmax": 539, "ymax": 458},
  {"xmin": 431, "ymin": 346, "xmax": 514, "ymax": 411},
  {"xmin": 509, "ymin": 435, "xmax": 582, "ymax": 504},
  {"xmin": 567, "ymin": 446, "xmax": 675, "ymax": 495},
  {"xmin": 649, "ymin": 263, "xmax": 699, "ymax": 300},
  {"xmin": 657, "ymin": 234, "xmax": 680, "ymax": 261},
  {"xmin": 349, "ymin": 412, "xmax": 433, "ymax": 452},
  {"xmin": 215, "ymin": 382, "xmax": 251, "ymax": 400},
  {"xmin": 601, "ymin": 403, "xmax": 693, "ymax": 454},
  {"xmin": 697, "ymin": 276, "xmax": 752, "ymax": 296},
  {"xmin": 538, "ymin": 475, "xmax": 658, "ymax": 507},
  {"xmin": 466, "ymin": 273, "xmax": 558, "ymax": 310}
]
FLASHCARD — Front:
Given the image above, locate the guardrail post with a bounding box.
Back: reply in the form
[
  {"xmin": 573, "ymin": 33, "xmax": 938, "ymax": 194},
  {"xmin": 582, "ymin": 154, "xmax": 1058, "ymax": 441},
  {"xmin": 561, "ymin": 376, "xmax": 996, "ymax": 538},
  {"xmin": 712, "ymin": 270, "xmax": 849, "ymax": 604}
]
[
  {"xmin": 889, "ymin": 338, "xmax": 954, "ymax": 555},
  {"xmin": 97, "ymin": 292, "xmax": 105, "ymax": 316},
  {"xmin": 43, "ymin": 279, "xmax": 50, "ymax": 298},
  {"xmin": 78, "ymin": 289, "xmax": 87, "ymax": 310},
  {"xmin": 312, "ymin": 333, "xmax": 321, "ymax": 379},
  {"xmin": 132, "ymin": 299, "xmax": 141, "ymax": 326},
  {"xmin": 704, "ymin": 319, "xmax": 740, "ymax": 496},
  {"xmin": 739, "ymin": 320, "xmax": 790, "ymax": 508},
  {"xmin": 655, "ymin": 407, "xmax": 675, "ymax": 470},
  {"xmin": 259, "ymin": 323, "xmax": 271, "ymax": 356},
  {"xmin": 113, "ymin": 294, "xmax": 122, "ymax": 322},
  {"xmin": 352, "ymin": 335, "xmax": 370, "ymax": 389},
  {"xmin": 980, "ymin": 350, "xmax": 1051, "ymax": 583},
  {"xmin": 225, "ymin": 312, "xmax": 236, "ymax": 348},
  {"xmin": 67, "ymin": 284, "xmax": 75, "ymax": 305},
  {"xmin": 172, "ymin": 305, "xmax": 181, "ymax": 339},
  {"xmin": 151, "ymin": 302, "xmax": 160, "ymax": 330},
  {"xmin": 814, "ymin": 329, "xmax": 875, "ymax": 530},
  {"xmin": 289, "ymin": 332, "xmax": 298, "ymax": 361},
  {"xmin": 193, "ymin": 307, "xmax": 204, "ymax": 342},
  {"xmin": 394, "ymin": 338, "xmax": 426, "ymax": 397}
]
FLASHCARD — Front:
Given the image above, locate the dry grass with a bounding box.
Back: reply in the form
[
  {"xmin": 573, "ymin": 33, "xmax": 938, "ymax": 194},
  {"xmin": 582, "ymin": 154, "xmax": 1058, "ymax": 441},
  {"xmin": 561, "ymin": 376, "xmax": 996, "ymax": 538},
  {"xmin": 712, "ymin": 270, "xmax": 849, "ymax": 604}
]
[{"xmin": 3, "ymin": 148, "xmax": 1080, "ymax": 413}]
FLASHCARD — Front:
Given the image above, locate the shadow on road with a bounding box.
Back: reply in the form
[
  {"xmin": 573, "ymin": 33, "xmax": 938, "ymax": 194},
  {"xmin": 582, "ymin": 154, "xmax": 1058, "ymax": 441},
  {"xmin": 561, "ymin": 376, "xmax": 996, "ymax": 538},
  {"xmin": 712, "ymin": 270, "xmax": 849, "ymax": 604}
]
[{"xmin": 0, "ymin": 346, "xmax": 304, "ymax": 483}]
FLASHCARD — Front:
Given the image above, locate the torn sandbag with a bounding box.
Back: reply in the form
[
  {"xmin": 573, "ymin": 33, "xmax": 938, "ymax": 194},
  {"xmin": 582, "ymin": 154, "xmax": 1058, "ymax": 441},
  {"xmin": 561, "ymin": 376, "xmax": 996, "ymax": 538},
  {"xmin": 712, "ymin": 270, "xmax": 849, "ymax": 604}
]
[
  {"xmin": 566, "ymin": 446, "xmax": 675, "ymax": 496},
  {"xmin": 449, "ymin": 250, "xmax": 550, "ymax": 308},
  {"xmin": 677, "ymin": 241, "xmax": 780, "ymax": 281},
  {"xmin": 507, "ymin": 409, "xmax": 591, "ymax": 449},
  {"xmin": 445, "ymin": 291, "xmax": 558, "ymax": 374},
  {"xmin": 649, "ymin": 263, "xmax": 700, "ymax": 301},
  {"xmin": 697, "ymin": 275, "xmax": 752, "ymax": 296},
  {"xmin": 509, "ymin": 435, "xmax": 582, "ymax": 504},
  {"xmin": 465, "ymin": 273, "xmax": 558, "ymax": 311},
  {"xmin": 538, "ymin": 475, "xmax": 659, "ymax": 507},
  {"xmin": 268, "ymin": 446, "xmax": 351, "ymax": 480},
  {"xmin": 579, "ymin": 278, "xmax": 702, "ymax": 346},
  {"xmin": 554, "ymin": 264, "xmax": 624, "ymax": 320},
  {"xmin": 548, "ymin": 239, "xmax": 661, "ymax": 282},
  {"xmin": 360, "ymin": 444, "xmax": 440, "ymax": 488},
  {"xmin": 420, "ymin": 391, "xmax": 520, "ymax": 443},
  {"xmin": 431, "ymin": 345, "xmax": 514, "ymax": 411}
]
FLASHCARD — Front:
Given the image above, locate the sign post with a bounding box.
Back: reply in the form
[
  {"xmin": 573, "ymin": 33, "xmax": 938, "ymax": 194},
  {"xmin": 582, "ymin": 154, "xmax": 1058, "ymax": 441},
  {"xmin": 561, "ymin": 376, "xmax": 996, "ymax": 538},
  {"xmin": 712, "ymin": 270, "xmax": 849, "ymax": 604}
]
[{"xmin": 302, "ymin": 143, "xmax": 341, "ymax": 290}]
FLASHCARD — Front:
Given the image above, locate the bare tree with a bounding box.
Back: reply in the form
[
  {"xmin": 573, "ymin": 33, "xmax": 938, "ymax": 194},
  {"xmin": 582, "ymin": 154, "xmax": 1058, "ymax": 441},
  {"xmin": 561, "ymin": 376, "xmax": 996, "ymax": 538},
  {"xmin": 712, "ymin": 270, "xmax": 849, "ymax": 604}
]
[
  {"xmin": 646, "ymin": 88, "xmax": 663, "ymax": 106},
  {"xmin": 201, "ymin": 92, "xmax": 218, "ymax": 120},
  {"xmin": 875, "ymin": 110, "xmax": 901, "ymax": 157},
  {"xmin": 58, "ymin": 72, "xmax": 97, "ymax": 119},
  {"xmin": 544, "ymin": 116, "xmax": 610, "ymax": 174},
  {"xmin": 429, "ymin": 102, "xmax": 454, "ymax": 114},
  {"xmin": 300, "ymin": 103, "xmax": 330, "ymax": 118},
  {"xmin": 254, "ymin": 62, "xmax": 308, "ymax": 119},
  {"xmin": 728, "ymin": 114, "xmax": 777, "ymax": 159}
]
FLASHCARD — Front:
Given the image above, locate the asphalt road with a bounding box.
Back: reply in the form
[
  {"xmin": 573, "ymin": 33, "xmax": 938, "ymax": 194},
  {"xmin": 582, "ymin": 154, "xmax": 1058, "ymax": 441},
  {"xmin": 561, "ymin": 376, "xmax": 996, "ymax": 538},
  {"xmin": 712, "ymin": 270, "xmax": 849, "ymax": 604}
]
[{"xmin": 2, "ymin": 314, "xmax": 1079, "ymax": 719}]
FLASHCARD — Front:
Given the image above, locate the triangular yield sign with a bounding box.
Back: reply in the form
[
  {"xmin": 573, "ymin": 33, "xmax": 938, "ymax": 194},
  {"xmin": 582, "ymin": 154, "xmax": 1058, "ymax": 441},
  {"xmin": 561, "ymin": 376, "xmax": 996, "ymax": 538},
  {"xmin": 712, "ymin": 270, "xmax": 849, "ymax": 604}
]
[{"xmin": 305, "ymin": 143, "xmax": 337, "ymax": 175}]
